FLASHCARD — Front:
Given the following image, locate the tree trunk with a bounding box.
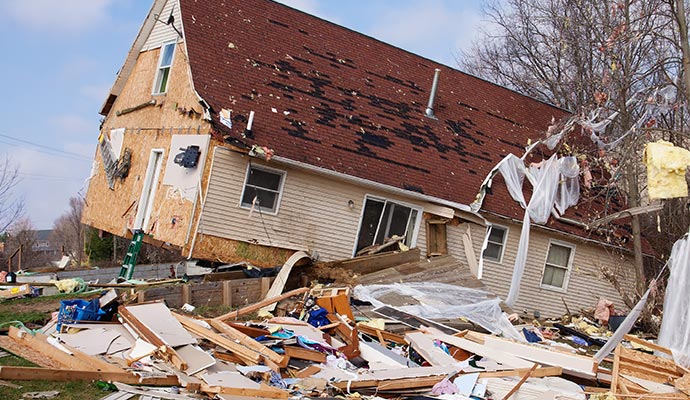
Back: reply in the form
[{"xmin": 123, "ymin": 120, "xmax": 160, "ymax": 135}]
[{"xmin": 675, "ymin": 0, "xmax": 690, "ymax": 101}]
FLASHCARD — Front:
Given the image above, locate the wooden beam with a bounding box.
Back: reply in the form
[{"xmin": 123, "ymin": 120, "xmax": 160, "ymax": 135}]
[
  {"xmin": 8, "ymin": 327, "xmax": 91, "ymax": 371},
  {"xmin": 0, "ymin": 366, "xmax": 179, "ymax": 386},
  {"xmin": 214, "ymin": 287, "xmax": 309, "ymax": 322},
  {"xmin": 295, "ymin": 365, "xmax": 321, "ymax": 378},
  {"xmin": 624, "ymin": 334, "xmax": 673, "ymax": 355},
  {"xmin": 611, "ymin": 345, "xmax": 622, "ymax": 395},
  {"xmin": 206, "ymin": 319, "xmax": 285, "ymax": 366},
  {"xmin": 173, "ymin": 313, "xmax": 260, "ymax": 365},
  {"xmin": 357, "ymin": 324, "xmax": 407, "ymax": 345},
  {"xmin": 117, "ymin": 306, "xmax": 187, "ymax": 371},
  {"xmin": 283, "ymin": 346, "xmax": 327, "ymax": 363},
  {"xmin": 478, "ymin": 366, "xmax": 562, "ymax": 378}
]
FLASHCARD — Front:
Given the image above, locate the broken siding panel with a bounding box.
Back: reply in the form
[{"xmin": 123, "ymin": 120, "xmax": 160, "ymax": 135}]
[
  {"xmin": 199, "ymin": 147, "xmax": 439, "ymax": 262},
  {"xmin": 477, "ymin": 218, "xmax": 634, "ymax": 317},
  {"xmin": 142, "ymin": 0, "xmax": 182, "ymax": 51}
]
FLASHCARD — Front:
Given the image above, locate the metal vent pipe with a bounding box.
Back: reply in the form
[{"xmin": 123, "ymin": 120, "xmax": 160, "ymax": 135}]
[{"xmin": 425, "ymin": 68, "xmax": 441, "ymax": 118}]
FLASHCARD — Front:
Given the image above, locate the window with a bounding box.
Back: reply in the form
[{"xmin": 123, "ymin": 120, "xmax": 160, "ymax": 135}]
[
  {"xmin": 240, "ymin": 165, "xmax": 286, "ymax": 214},
  {"xmin": 483, "ymin": 225, "xmax": 507, "ymax": 263},
  {"xmin": 153, "ymin": 42, "xmax": 175, "ymax": 94},
  {"xmin": 541, "ymin": 242, "xmax": 575, "ymax": 290},
  {"xmin": 355, "ymin": 197, "xmax": 421, "ymax": 254}
]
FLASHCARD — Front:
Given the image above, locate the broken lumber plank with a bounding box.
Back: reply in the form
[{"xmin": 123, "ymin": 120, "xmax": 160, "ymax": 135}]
[
  {"xmin": 259, "ymin": 251, "xmax": 311, "ymax": 314},
  {"xmin": 8, "ymin": 327, "xmax": 95, "ymax": 371},
  {"xmin": 429, "ymin": 329, "xmax": 533, "ymax": 369},
  {"xmin": 207, "ymin": 319, "xmax": 285, "ymax": 366},
  {"xmin": 295, "ymin": 365, "xmax": 321, "ymax": 378},
  {"xmin": 624, "ymin": 334, "xmax": 673, "ymax": 355},
  {"xmin": 612, "ymin": 345, "xmax": 622, "ymax": 395},
  {"xmin": 477, "ymin": 366, "xmax": 562, "ymax": 378},
  {"xmin": 344, "ymin": 247, "xmax": 421, "ymax": 275},
  {"xmin": 0, "ymin": 366, "xmax": 179, "ymax": 386},
  {"xmin": 405, "ymin": 331, "xmax": 461, "ymax": 367},
  {"xmin": 357, "ymin": 324, "xmax": 407, "ymax": 345},
  {"xmin": 200, "ymin": 383, "xmax": 289, "ymax": 399},
  {"xmin": 284, "ymin": 346, "xmax": 327, "ymax": 363},
  {"xmin": 214, "ymin": 287, "xmax": 309, "ymax": 322},
  {"xmin": 481, "ymin": 334, "xmax": 597, "ymax": 377},
  {"xmin": 500, "ymin": 363, "xmax": 538, "ymax": 400},
  {"xmin": 117, "ymin": 306, "xmax": 187, "ymax": 371},
  {"xmin": 173, "ymin": 313, "xmax": 260, "ymax": 365},
  {"xmin": 326, "ymin": 313, "xmax": 360, "ymax": 359}
]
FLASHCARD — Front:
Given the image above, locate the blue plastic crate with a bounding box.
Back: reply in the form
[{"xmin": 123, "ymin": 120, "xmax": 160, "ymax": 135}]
[{"xmin": 56, "ymin": 299, "xmax": 104, "ymax": 331}]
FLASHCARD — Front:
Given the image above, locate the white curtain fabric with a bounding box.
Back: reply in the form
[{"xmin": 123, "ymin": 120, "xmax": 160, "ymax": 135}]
[
  {"xmin": 499, "ymin": 154, "xmax": 580, "ymax": 307},
  {"xmin": 658, "ymin": 235, "xmax": 690, "ymax": 367}
]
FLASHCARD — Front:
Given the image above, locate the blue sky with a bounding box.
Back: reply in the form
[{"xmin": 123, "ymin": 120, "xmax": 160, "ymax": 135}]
[{"xmin": 0, "ymin": 0, "xmax": 485, "ymax": 230}]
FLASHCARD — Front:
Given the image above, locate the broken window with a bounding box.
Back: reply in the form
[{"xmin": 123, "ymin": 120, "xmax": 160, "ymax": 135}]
[
  {"xmin": 483, "ymin": 225, "xmax": 508, "ymax": 263},
  {"xmin": 355, "ymin": 197, "xmax": 420, "ymax": 254},
  {"xmin": 541, "ymin": 241, "xmax": 574, "ymax": 290},
  {"xmin": 153, "ymin": 42, "xmax": 175, "ymax": 94},
  {"xmin": 240, "ymin": 165, "xmax": 286, "ymax": 214}
]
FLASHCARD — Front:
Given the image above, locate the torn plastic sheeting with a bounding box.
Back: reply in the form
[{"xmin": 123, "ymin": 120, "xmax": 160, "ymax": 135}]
[
  {"xmin": 658, "ymin": 233, "xmax": 690, "ymax": 367},
  {"xmin": 353, "ymin": 282, "xmax": 523, "ymax": 341},
  {"xmin": 498, "ymin": 154, "xmax": 580, "ymax": 306}
]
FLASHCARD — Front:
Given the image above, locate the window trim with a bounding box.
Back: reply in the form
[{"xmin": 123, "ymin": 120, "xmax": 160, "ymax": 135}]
[
  {"xmin": 352, "ymin": 194, "xmax": 423, "ymax": 256},
  {"xmin": 482, "ymin": 224, "xmax": 509, "ymax": 264},
  {"xmin": 238, "ymin": 163, "xmax": 287, "ymax": 216},
  {"xmin": 539, "ymin": 239, "xmax": 576, "ymax": 292},
  {"xmin": 152, "ymin": 41, "xmax": 176, "ymax": 95}
]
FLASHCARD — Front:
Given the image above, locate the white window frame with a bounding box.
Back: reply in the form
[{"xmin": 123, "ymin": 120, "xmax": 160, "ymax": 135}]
[
  {"xmin": 152, "ymin": 41, "xmax": 176, "ymax": 95},
  {"xmin": 539, "ymin": 239, "xmax": 576, "ymax": 292},
  {"xmin": 352, "ymin": 195, "xmax": 423, "ymax": 256},
  {"xmin": 134, "ymin": 148, "xmax": 165, "ymax": 231},
  {"xmin": 238, "ymin": 163, "xmax": 286, "ymax": 215},
  {"xmin": 482, "ymin": 224, "xmax": 508, "ymax": 264}
]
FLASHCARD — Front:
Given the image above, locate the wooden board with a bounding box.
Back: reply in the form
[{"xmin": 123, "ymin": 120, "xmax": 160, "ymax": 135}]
[
  {"xmin": 174, "ymin": 313, "xmax": 260, "ymax": 365},
  {"xmin": 284, "ymin": 346, "xmax": 326, "ymax": 363},
  {"xmin": 214, "ymin": 287, "xmax": 309, "ymax": 322},
  {"xmin": 482, "ymin": 335, "xmax": 597, "ymax": 377},
  {"xmin": 342, "ymin": 248, "xmax": 421, "ymax": 275},
  {"xmin": 405, "ymin": 331, "xmax": 461, "ymax": 367},
  {"xmin": 430, "ymin": 329, "xmax": 533, "ymax": 369},
  {"xmin": 207, "ymin": 319, "xmax": 285, "ymax": 366},
  {"xmin": 0, "ymin": 366, "xmax": 179, "ymax": 386}
]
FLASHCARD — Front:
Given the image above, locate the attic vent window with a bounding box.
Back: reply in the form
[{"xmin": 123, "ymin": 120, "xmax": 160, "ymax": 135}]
[{"xmin": 153, "ymin": 42, "xmax": 176, "ymax": 94}]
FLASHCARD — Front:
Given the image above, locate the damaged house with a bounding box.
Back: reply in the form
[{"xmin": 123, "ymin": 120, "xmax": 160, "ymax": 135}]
[{"xmin": 83, "ymin": 0, "xmax": 641, "ymax": 317}]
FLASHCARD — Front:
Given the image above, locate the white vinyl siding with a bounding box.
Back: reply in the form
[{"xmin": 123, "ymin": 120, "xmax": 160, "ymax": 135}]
[
  {"xmin": 200, "ymin": 147, "xmax": 439, "ymax": 261},
  {"xmin": 141, "ymin": 0, "xmax": 182, "ymax": 52},
  {"xmin": 473, "ymin": 218, "xmax": 635, "ymax": 318}
]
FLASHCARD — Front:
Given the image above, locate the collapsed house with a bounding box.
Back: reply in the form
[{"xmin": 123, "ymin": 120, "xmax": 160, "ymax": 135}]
[{"xmin": 82, "ymin": 0, "xmax": 643, "ymax": 317}]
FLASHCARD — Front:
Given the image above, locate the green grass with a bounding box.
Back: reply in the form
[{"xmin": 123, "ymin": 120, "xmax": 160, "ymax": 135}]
[
  {"xmin": 0, "ymin": 352, "xmax": 111, "ymax": 400},
  {"xmin": 0, "ymin": 292, "xmax": 114, "ymax": 399}
]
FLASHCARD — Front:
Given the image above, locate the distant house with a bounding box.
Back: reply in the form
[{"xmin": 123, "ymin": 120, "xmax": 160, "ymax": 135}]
[
  {"xmin": 32, "ymin": 230, "xmax": 61, "ymax": 260},
  {"xmin": 82, "ymin": 0, "xmax": 642, "ymax": 316}
]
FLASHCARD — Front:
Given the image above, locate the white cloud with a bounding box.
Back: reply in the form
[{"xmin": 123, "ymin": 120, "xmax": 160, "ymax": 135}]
[{"xmin": 1, "ymin": 0, "xmax": 114, "ymax": 34}]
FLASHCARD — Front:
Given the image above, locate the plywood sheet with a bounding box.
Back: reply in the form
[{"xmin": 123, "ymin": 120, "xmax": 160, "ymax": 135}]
[{"xmin": 125, "ymin": 303, "xmax": 196, "ymax": 347}]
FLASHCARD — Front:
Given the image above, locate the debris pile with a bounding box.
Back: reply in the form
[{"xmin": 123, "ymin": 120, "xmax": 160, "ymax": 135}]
[{"xmin": 1, "ymin": 276, "xmax": 689, "ymax": 400}]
